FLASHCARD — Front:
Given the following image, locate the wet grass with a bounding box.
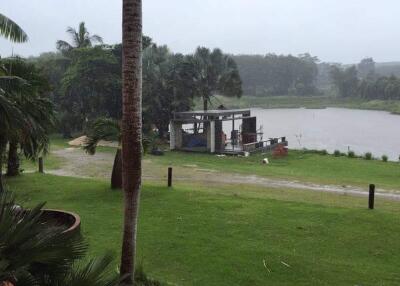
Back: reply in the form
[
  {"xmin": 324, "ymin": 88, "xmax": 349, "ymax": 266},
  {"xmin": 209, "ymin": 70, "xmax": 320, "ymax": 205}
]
[
  {"xmin": 151, "ymin": 150, "xmax": 400, "ymax": 191},
  {"xmin": 21, "ymin": 136, "xmax": 400, "ymax": 191},
  {"xmin": 6, "ymin": 173, "xmax": 400, "ymax": 286}
]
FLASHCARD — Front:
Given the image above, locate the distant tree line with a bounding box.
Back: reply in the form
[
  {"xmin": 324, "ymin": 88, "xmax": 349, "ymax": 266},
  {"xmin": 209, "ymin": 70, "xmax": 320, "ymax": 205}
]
[
  {"xmin": 233, "ymin": 53, "xmax": 319, "ymax": 96},
  {"xmin": 330, "ymin": 58, "xmax": 400, "ymax": 100}
]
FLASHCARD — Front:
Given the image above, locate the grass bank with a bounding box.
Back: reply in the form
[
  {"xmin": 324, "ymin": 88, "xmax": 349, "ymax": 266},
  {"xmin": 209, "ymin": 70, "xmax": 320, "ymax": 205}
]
[
  {"xmin": 6, "ymin": 173, "xmax": 400, "ymax": 286},
  {"xmin": 151, "ymin": 150, "xmax": 400, "ymax": 190},
  {"xmin": 198, "ymin": 95, "xmax": 400, "ymax": 114}
]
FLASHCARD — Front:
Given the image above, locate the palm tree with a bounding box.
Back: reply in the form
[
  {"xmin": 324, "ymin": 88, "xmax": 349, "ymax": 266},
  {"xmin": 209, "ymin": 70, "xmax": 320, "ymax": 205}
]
[
  {"xmin": 190, "ymin": 47, "xmax": 242, "ymax": 111},
  {"xmin": 120, "ymin": 0, "xmax": 143, "ymax": 284},
  {"xmin": 56, "ymin": 22, "xmax": 103, "ymax": 53},
  {"xmin": 0, "ymin": 58, "xmax": 55, "ymax": 178},
  {"xmin": 84, "ymin": 118, "xmax": 156, "ymax": 190},
  {"xmin": 84, "ymin": 118, "xmax": 122, "ymax": 189},
  {"xmin": 0, "ymin": 189, "xmax": 121, "ymax": 286},
  {"xmin": 0, "ymin": 13, "xmax": 28, "ymax": 43}
]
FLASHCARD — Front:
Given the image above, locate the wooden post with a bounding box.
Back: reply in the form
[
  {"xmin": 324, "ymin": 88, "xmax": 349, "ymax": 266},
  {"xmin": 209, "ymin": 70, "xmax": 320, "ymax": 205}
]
[
  {"xmin": 168, "ymin": 167, "xmax": 172, "ymax": 187},
  {"xmin": 38, "ymin": 157, "xmax": 44, "ymax": 173},
  {"xmin": 369, "ymin": 184, "xmax": 375, "ymax": 209}
]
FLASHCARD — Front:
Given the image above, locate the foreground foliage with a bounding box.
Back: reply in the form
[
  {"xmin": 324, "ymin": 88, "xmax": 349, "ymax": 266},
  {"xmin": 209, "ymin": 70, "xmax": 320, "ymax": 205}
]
[
  {"xmin": 0, "ymin": 190, "xmax": 120, "ymax": 286},
  {"xmin": 0, "ymin": 13, "xmax": 27, "ymax": 43}
]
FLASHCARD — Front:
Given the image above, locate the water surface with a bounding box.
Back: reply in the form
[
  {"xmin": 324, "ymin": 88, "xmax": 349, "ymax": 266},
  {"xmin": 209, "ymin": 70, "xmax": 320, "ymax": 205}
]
[{"xmin": 250, "ymin": 108, "xmax": 400, "ymax": 161}]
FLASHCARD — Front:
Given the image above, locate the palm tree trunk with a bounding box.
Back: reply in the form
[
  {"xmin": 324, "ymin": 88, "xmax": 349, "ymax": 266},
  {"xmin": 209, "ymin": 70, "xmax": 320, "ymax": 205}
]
[
  {"xmin": 0, "ymin": 137, "xmax": 6, "ymax": 193},
  {"xmin": 120, "ymin": 0, "xmax": 143, "ymax": 284},
  {"xmin": 203, "ymin": 97, "xmax": 208, "ymax": 111},
  {"xmin": 6, "ymin": 140, "xmax": 20, "ymax": 176},
  {"xmin": 111, "ymin": 149, "xmax": 122, "ymax": 189}
]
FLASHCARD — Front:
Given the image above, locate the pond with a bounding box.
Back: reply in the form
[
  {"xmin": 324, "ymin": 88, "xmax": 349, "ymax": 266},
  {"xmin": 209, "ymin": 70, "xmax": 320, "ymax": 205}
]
[{"xmin": 251, "ymin": 108, "xmax": 400, "ymax": 161}]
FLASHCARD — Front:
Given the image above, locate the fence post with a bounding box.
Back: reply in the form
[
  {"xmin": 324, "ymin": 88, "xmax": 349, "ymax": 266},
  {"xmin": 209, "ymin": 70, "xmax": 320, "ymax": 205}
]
[
  {"xmin": 168, "ymin": 167, "xmax": 173, "ymax": 188},
  {"xmin": 38, "ymin": 157, "xmax": 44, "ymax": 173},
  {"xmin": 369, "ymin": 184, "xmax": 375, "ymax": 209}
]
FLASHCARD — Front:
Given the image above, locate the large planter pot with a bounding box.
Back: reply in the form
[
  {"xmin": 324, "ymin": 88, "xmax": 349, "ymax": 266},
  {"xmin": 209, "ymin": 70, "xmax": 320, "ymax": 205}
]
[{"xmin": 39, "ymin": 209, "xmax": 81, "ymax": 234}]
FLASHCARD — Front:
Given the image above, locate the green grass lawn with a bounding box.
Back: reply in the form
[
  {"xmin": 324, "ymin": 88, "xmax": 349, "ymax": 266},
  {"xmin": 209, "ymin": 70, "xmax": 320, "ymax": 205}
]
[
  {"xmin": 198, "ymin": 95, "xmax": 400, "ymax": 114},
  {"xmin": 151, "ymin": 150, "xmax": 400, "ymax": 190},
  {"xmin": 6, "ymin": 173, "xmax": 400, "ymax": 286}
]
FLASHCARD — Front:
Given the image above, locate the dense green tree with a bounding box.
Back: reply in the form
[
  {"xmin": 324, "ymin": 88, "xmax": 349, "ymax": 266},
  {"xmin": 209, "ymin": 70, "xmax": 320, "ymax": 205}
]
[
  {"xmin": 56, "ymin": 22, "xmax": 103, "ymax": 53},
  {"xmin": 358, "ymin": 57, "xmax": 376, "ymax": 79},
  {"xmin": 0, "ymin": 13, "xmax": 27, "ymax": 43},
  {"xmin": 330, "ymin": 65, "xmax": 359, "ymax": 98},
  {"xmin": 142, "ymin": 45, "xmax": 194, "ymax": 135},
  {"xmin": 359, "ymin": 75, "xmax": 400, "ymax": 100},
  {"xmin": 233, "ymin": 53, "xmax": 318, "ymax": 96},
  {"xmin": 60, "ymin": 46, "xmax": 121, "ymax": 133},
  {"xmin": 190, "ymin": 47, "xmax": 242, "ymax": 110}
]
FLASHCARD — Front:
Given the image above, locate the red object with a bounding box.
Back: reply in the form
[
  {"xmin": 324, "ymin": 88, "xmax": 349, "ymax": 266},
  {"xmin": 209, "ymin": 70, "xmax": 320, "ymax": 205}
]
[{"xmin": 273, "ymin": 144, "xmax": 288, "ymax": 158}]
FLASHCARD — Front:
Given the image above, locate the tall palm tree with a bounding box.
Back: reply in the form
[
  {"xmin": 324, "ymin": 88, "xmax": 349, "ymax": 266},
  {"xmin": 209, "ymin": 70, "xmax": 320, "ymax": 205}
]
[
  {"xmin": 56, "ymin": 22, "xmax": 103, "ymax": 53},
  {"xmin": 1, "ymin": 58, "xmax": 53, "ymax": 176},
  {"xmin": 0, "ymin": 13, "xmax": 28, "ymax": 43},
  {"xmin": 120, "ymin": 0, "xmax": 143, "ymax": 284},
  {"xmin": 0, "ymin": 58, "xmax": 54, "ymax": 178},
  {"xmin": 0, "ymin": 59, "xmax": 55, "ymax": 192}
]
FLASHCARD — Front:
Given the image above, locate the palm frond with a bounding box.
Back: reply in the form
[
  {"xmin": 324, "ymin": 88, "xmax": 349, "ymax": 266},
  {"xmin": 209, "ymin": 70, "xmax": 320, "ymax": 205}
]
[
  {"xmin": 0, "ymin": 189, "xmax": 87, "ymax": 285},
  {"xmin": 84, "ymin": 118, "xmax": 120, "ymax": 155},
  {"xmin": 0, "ymin": 13, "xmax": 28, "ymax": 43},
  {"xmin": 61, "ymin": 252, "xmax": 121, "ymax": 286},
  {"xmin": 90, "ymin": 34, "xmax": 103, "ymax": 44},
  {"xmin": 56, "ymin": 40, "xmax": 73, "ymax": 52}
]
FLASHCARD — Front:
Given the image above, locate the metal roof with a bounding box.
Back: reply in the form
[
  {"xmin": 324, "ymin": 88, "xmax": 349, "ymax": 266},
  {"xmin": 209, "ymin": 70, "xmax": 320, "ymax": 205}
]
[{"xmin": 174, "ymin": 109, "xmax": 251, "ymax": 118}]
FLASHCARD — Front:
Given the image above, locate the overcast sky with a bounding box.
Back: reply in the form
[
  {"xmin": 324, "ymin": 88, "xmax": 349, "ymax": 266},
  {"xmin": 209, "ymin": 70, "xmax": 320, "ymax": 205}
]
[{"xmin": 1, "ymin": 0, "xmax": 400, "ymax": 63}]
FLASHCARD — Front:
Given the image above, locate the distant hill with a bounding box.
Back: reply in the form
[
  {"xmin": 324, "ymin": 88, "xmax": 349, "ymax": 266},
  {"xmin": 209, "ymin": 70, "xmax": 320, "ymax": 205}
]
[{"xmin": 375, "ymin": 62, "xmax": 400, "ymax": 77}]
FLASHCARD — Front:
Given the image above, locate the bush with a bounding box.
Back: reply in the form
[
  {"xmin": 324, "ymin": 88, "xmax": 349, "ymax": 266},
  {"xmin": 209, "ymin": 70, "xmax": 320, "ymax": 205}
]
[
  {"xmin": 348, "ymin": 150, "xmax": 355, "ymax": 158},
  {"xmin": 320, "ymin": 149, "xmax": 328, "ymax": 155},
  {"xmin": 382, "ymin": 155, "xmax": 388, "ymax": 162},
  {"xmin": 334, "ymin": 150, "xmax": 341, "ymax": 157},
  {"xmin": 364, "ymin": 152, "xmax": 372, "ymax": 160}
]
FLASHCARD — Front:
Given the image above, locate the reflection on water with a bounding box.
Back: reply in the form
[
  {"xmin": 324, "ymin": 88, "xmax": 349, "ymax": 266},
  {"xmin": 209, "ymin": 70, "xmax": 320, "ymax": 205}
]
[{"xmin": 248, "ymin": 108, "xmax": 400, "ymax": 160}]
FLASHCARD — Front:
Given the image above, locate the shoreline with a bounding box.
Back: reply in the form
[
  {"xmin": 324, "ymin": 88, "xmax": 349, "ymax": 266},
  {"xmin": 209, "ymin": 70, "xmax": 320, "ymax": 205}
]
[{"xmin": 198, "ymin": 95, "xmax": 400, "ymax": 115}]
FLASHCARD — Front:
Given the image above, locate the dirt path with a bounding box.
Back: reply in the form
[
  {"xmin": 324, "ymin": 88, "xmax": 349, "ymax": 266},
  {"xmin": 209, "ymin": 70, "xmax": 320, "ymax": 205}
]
[{"xmin": 46, "ymin": 147, "xmax": 400, "ymax": 201}]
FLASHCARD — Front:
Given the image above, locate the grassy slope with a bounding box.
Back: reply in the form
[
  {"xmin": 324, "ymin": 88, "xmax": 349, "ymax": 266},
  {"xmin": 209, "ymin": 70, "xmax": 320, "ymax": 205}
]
[
  {"xmin": 199, "ymin": 95, "xmax": 400, "ymax": 114},
  {"xmin": 151, "ymin": 151, "xmax": 400, "ymax": 190},
  {"xmin": 6, "ymin": 173, "xmax": 400, "ymax": 286}
]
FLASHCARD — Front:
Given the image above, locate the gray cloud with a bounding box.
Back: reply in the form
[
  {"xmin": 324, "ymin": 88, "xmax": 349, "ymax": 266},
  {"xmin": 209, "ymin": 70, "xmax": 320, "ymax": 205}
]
[{"xmin": 1, "ymin": 0, "xmax": 400, "ymax": 63}]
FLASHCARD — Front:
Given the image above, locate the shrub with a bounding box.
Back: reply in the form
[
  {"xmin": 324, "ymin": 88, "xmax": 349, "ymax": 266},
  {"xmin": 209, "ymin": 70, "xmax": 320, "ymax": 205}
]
[
  {"xmin": 334, "ymin": 150, "xmax": 341, "ymax": 157},
  {"xmin": 320, "ymin": 149, "xmax": 328, "ymax": 155},
  {"xmin": 364, "ymin": 152, "xmax": 372, "ymax": 160},
  {"xmin": 348, "ymin": 150, "xmax": 355, "ymax": 158},
  {"xmin": 382, "ymin": 155, "xmax": 388, "ymax": 162}
]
